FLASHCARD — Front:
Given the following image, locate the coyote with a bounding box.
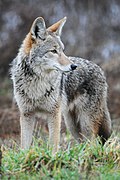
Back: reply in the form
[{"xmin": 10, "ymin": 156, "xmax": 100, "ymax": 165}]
[{"xmin": 11, "ymin": 17, "xmax": 111, "ymax": 154}]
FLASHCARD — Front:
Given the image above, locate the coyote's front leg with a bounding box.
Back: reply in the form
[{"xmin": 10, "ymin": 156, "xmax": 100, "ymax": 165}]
[
  {"xmin": 48, "ymin": 106, "xmax": 61, "ymax": 154},
  {"xmin": 20, "ymin": 113, "xmax": 35, "ymax": 149}
]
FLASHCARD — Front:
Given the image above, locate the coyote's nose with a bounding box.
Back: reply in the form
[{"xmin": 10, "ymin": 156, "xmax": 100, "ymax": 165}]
[{"xmin": 71, "ymin": 64, "xmax": 77, "ymax": 71}]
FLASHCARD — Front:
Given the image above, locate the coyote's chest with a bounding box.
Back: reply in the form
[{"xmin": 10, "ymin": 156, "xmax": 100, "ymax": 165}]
[
  {"xmin": 25, "ymin": 79, "xmax": 55, "ymax": 102},
  {"xmin": 14, "ymin": 71, "xmax": 62, "ymax": 112}
]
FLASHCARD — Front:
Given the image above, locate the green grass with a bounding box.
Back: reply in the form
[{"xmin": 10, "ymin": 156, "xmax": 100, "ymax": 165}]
[{"xmin": 1, "ymin": 135, "xmax": 120, "ymax": 180}]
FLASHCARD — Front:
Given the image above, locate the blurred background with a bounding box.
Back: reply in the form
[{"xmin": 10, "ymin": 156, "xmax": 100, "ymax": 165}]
[{"xmin": 0, "ymin": 0, "xmax": 120, "ymax": 144}]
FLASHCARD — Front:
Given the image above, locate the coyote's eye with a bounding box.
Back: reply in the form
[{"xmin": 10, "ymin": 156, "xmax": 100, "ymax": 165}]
[{"xmin": 51, "ymin": 49, "xmax": 57, "ymax": 54}]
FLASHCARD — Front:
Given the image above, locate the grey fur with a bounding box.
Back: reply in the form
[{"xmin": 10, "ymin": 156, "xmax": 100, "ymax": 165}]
[{"xmin": 62, "ymin": 57, "xmax": 111, "ymax": 143}]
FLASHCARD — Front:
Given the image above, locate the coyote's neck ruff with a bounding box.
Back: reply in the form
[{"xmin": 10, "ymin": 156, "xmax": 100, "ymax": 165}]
[{"xmin": 11, "ymin": 17, "xmax": 111, "ymax": 154}]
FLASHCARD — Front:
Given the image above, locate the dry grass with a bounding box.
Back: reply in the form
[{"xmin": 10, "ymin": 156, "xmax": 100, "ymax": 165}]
[{"xmin": 1, "ymin": 133, "xmax": 120, "ymax": 180}]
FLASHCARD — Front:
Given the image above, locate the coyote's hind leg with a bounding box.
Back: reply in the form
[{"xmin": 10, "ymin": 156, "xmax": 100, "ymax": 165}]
[{"xmin": 93, "ymin": 110, "xmax": 111, "ymax": 144}]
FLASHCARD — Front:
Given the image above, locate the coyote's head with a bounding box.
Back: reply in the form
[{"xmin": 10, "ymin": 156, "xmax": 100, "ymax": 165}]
[{"xmin": 21, "ymin": 17, "xmax": 77, "ymax": 74}]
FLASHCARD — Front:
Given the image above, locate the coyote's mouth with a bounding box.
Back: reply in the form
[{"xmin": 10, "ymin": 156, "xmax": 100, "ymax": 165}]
[{"xmin": 53, "ymin": 65, "xmax": 71, "ymax": 73}]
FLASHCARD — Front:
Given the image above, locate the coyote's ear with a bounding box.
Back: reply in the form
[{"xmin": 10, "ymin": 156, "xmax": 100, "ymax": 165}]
[
  {"xmin": 30, "ymin": 17, "xmax": 46, "ymax": 40},
  {"xmin": 47, "ymin": 17, "xmax": 67, "ymax": 36}
]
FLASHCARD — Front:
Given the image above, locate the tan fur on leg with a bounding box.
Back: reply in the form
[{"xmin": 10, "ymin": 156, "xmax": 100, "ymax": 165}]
[
  {"xmin": 20, "ymin": 113, "xmax": 35, "ymax": 149},
  {"xmin": 48, "ymin": 106, "xmax": 61, "ymax": 154}
]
